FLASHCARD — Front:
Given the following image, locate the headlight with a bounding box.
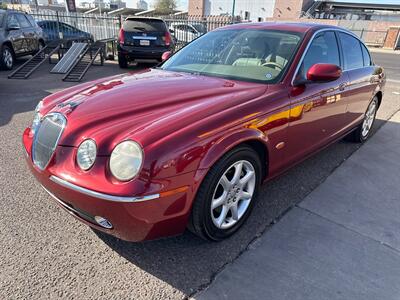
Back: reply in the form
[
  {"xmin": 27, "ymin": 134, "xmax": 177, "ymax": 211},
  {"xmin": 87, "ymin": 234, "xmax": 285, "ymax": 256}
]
[
  {"xmin": 109, "ymin": 140, "xmax": 143, "ymax": 181},
  {"xmin": 31, "ymin": 101, "xmax": 43, "ymax": 135},
  {"xmin": 77, "ymin": 139, "xmax": 97, "ymax": 171}
]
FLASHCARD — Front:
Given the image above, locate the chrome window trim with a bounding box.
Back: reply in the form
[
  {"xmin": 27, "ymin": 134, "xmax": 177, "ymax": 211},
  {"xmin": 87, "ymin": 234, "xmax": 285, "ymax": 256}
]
[
  {"xmin": 49, "ymin": 175, "xmax": 160, "ymax": 203},
  {"xmin": 290, "ymin": 27, "xmax": 363, "ymax": 86},
  {"xmin": 32, "ymin": 112, "xmax": 67, "ymax": 171}
]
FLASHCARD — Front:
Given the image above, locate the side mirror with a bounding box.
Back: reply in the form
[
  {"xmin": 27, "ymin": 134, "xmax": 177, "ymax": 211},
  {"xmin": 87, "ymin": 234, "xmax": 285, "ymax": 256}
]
[
  {"xmin": 307, "ymin": 63, "xmax": 342, "ymax": 82},
  {"xmin": 161, "ymin": 51, "xmax": 172, "ymax": 62},
  {"xmin": 8, "ymin": 24, "xmax": 20, "ymax": 31}
]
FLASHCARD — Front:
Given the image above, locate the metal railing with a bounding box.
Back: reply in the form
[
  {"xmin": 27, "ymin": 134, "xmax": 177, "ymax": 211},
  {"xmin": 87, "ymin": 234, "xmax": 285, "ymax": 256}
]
[
  {"xmin": 29, "ymin": 11, "xmax": 121, "ymax": 41},
  {"xmin": 27, "ymin": 11, "xmax": 233, "ymax": 47},
  {"xmin": 352, "ymin": 29, "xmax": 388, "ymax": 47},
  {"xmin": 18, "ymin": 9, "xmax": 393, "ymax": 49}
]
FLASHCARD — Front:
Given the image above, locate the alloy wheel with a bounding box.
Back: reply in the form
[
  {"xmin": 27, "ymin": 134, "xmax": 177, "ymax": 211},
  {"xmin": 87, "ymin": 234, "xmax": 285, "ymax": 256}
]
[
  {"xmin": 3, "ymin": 48, "xmax": 13, "ymax": 69},
  {"xmin": 210, "ymin": 160, "xmax": 256, "ymax": 229},
  {"xmin": 361, "ymin": 100, "xmax": 377, "ymax": 138}
]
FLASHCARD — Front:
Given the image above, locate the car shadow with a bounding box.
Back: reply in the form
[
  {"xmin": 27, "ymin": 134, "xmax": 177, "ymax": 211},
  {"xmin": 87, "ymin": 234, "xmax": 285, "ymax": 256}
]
[{"xmin": 93, "ymin": 118, "xmax": 387, "ymax": 297}]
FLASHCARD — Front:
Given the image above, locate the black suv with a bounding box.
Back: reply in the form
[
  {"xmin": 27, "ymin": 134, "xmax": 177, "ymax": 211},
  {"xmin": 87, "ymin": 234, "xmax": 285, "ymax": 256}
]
[
  {"xmin": 0, "ymin": 10, "xmax": 44, "ymax": 70},
  {"xmin": 117, "ymin": 17, "xmax": 174, "ymax": 68}
]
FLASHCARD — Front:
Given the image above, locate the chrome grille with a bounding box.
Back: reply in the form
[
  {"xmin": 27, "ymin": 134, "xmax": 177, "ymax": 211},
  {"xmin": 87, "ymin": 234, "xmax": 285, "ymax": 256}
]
[{"xmin": 32, "ymin": 113, "xmax": 66, "ymax": 170}]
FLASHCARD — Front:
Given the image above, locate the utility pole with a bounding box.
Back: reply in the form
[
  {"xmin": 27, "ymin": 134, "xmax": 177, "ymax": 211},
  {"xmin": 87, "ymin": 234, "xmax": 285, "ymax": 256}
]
[{"xmin": 231, "ymin": 0, "xmax": 236, "ymax": 19}]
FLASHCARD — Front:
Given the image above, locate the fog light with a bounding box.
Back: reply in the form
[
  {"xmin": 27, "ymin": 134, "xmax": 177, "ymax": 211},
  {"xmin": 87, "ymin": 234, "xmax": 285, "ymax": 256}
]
[{"xmin": 94, "ymin": 216, "xmax": 113, "ymax": 229}]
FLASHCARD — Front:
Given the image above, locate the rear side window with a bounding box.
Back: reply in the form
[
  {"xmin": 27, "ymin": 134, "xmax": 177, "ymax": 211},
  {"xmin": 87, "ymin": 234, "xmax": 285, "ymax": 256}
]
[
  {"xmin": 123, "ymin": 18, "xmax": 166, "ymax": 32},
  {"xmin": 361, "ymin": 43, "xmax": 372, "ymax": 66},
  {"xmin": 338, "ymin": 33, "xmax": 363, "ymax": 70},
  {"xmin": 299, "ymin": 31, "xmax": 340, "ymax": 79},
  {"xmin": 16, "ymin": 14, "xmax": 31, "ymax": 28}
]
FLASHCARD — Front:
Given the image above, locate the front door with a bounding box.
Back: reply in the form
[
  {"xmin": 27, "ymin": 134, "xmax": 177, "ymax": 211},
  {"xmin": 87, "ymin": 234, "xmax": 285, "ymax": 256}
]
[
  {"xmin": 286, "ymin": 31, "xmax": 348, "ymax": 164},
  {"xmin": 6, "ymin": 14, "xmax": 25, "ymax": 55}
]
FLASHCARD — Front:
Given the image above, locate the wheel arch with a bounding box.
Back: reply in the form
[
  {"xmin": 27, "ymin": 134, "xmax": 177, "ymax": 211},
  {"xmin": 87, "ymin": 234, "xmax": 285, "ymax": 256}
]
[
  {"xmin": 197, "ymin": 130, "xmax": 270, "ymax": 182},
  {"xmin": 2, "ymin": 41, "xmax": 15, "ymax": 55},
  {"xmin": 375, "ymin": 91, "xmax": 383, "ymax": 109}
]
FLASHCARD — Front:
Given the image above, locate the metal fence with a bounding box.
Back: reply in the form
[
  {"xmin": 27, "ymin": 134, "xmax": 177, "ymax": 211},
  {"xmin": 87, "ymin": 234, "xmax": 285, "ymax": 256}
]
[
  {"xmin": 29, "ymin": 11, "xmax": 121, "ymax": 41},
  {"xmin": 27, "ymin": 11, "xmax": 234, "ymax": 47},
  {"xmin": 21, "ymin": 10, "xmax": 392, "ymax": 49},
  {"xmin": 352, "ymin": 29, "xmax": 388, "ymax": 47}
]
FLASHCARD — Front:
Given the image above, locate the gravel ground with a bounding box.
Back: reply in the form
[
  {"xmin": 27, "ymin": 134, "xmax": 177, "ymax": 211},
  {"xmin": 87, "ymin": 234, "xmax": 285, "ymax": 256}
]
[{"xmin": 0, "ymin": 53, "xmax": 399, "ymax": 299}]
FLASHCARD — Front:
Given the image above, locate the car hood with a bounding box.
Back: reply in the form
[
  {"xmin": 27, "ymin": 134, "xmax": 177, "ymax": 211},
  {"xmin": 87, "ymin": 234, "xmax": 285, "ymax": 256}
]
[{"xmin": 44, "ymin": 68, "xmax": 268, "ymax": 154}]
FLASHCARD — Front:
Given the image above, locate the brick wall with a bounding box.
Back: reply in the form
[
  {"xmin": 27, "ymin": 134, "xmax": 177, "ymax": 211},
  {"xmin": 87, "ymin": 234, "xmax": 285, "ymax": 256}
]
[{"xmin": 188, "ymin": 0, "xmax": 205, "ymax": 16}]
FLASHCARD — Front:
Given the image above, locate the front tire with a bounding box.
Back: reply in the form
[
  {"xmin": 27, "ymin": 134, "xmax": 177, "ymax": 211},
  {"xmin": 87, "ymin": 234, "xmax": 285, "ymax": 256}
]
[
  {"xmin": 0, "ymin": 45, "xmax": 14, "ymax": 70},
  {"xmin": 346, "ymin": 96, "xmax": 378, "ymax": 143},
  {"xmin": 189, "ymin": 146, "xmax": 262, "ymax": 241}
]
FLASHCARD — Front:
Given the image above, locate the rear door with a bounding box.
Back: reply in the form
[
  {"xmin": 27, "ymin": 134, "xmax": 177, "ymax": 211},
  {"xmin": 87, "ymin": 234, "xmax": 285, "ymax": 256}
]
[
  {"xmin": 122, "ymin": 18, "xmax": 168, "ymax": 48},
  {"xmin": 287, "ymin": 31, "xmax": 349, "ymax": 162},
  {"xmin": 337, "ymin": 32, "xmax": 381, "ymax": 129}
]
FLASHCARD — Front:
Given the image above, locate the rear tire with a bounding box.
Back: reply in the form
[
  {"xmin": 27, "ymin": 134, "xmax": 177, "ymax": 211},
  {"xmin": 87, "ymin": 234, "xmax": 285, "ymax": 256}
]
[
  {"xmin": 189, "ymin": 146, "xmax": 262, "ymax": 241},
  {"xmin": 118, "ymin": 53, "xmax": 128, "ymax": 68},
  {"xmin": 0, "ymin": 44, "xmax": 14, "ymax": 70},
  {"xmin": 345, "ymin": 96, "xmax": 378, "ymax": 143}
]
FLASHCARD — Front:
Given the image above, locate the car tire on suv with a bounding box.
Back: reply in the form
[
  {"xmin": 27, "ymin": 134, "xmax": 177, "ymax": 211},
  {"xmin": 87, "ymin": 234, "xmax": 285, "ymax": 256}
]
[
  {"xmin": 118, "ymin": 53, "xmax": 128, "ymax": 68},
  {"xmin": 0, "ymin": 44, "xmax": 14, "ymax": 70}
]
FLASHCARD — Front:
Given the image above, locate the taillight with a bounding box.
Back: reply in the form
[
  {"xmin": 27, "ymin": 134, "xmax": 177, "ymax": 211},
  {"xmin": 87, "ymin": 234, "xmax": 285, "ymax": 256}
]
[
  {"xmin": 119, "ymin": 28, "xmax": 125, "ymax": 45},
  {"xmin": 164, "ymin": 31, "xmax": 171, "ymax": 46}
]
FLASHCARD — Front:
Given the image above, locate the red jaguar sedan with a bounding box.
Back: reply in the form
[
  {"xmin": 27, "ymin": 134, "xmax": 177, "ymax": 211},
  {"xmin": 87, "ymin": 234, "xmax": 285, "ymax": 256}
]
[{"xmin": 23, "ymin": 22, "xmax": 385, "ymax": 241}]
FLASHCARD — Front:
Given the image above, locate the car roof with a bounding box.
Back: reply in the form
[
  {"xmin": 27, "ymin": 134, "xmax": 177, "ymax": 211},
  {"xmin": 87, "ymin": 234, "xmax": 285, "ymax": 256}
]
[{"xmin": 219, "ymin": 22, "xmax": 351, "ymax": 35}]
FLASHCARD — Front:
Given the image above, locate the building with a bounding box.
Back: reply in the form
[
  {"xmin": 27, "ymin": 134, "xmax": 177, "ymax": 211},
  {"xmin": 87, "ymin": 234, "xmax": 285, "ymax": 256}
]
[
  {"xmin": 188, "ymin": 0, "xmax": 314, "ymax": 21},
  {"xmin": 310, "ymin": 0, "xmax": 400, "ymax": 22},
  {"xmin": 136, "ymin": 0, "xmax": 147, "ymax": 10}
]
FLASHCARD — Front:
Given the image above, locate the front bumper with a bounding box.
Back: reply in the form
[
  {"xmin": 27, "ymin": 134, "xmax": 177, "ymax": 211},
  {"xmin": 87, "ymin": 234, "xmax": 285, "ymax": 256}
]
[{"xmin": 23, "ymin": 128, "xmax": 196, "ymax": 242}]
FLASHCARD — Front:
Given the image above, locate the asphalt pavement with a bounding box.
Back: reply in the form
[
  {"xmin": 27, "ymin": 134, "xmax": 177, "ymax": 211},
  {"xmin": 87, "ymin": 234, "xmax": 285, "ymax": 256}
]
[{"xmin": 0, "ymin": 52, "xmax": 399, "ymax": 299}]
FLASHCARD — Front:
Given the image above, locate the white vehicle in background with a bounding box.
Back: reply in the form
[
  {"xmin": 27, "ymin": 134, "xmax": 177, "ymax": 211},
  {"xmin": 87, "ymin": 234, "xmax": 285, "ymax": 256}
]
[{"xmin": 169, "ymin": 23, "xmax": 206, "ymax": 43}]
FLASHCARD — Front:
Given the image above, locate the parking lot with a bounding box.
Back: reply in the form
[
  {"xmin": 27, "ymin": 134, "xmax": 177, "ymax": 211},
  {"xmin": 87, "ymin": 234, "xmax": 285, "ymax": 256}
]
[{"xmin": 0, "ymin": 51, "xmax": 399, "ymax": 299}]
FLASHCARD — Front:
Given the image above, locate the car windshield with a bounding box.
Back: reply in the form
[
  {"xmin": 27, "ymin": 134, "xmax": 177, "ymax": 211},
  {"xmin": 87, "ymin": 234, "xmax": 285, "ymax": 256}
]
[{"xmin": 162, "ymin": 29, "xmax": 303, "ymax": 83}]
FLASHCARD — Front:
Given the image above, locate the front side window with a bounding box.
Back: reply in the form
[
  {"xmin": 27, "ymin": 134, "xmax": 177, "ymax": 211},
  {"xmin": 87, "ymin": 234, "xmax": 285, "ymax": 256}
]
[
  {"xmin": 16, "ymin": 14, "xmax": 31, "ymax": 28},
  {"xmin": 162, "ymin": 29, "xmax": 303, "ymax": 83},
  {"xmin": 339, "ymin": 32, "xmax": 364, "ymax": 70},
  {"xmin": 297, "ymin": 31, "xmax": 340, "ymax": 80},
  {"xmin": 7, "ymin": 14, "xmax": 19, "ymax": 28}
]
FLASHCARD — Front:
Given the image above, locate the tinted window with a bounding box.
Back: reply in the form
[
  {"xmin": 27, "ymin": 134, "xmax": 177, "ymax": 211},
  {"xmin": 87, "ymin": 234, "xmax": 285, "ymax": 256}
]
[
  {"xmin": 0, "ymin": 12, "xmax": 5, "ymax": 27},
  {"xmin": 361, "ymin": 43, "xmax": 372, "ymax": 66},
  {"xmin": 7, "ymin": 14, "xmax": 19, "ymax": 28},
  {"xmin": 16, "ymin": 14, "xmax": 31, "ymax": 28},
  {"xmin": 339, "ymin": 33, "xmax": 363, "ymax": 70},
  {"xmin": 123, "ymin": 18, "xmax": 167, "ymax": 32},
  {"xmin": 26, "ymin": 15, "xmax": 37, "ymax": 27},
  {"xmin": 299, "ymin": 31, "xmax": 340, "ymax": 79}
]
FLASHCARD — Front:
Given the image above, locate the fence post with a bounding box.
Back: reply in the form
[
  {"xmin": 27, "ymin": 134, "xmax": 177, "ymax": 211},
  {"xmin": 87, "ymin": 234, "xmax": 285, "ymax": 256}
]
[{"xmin": 56, "ymin": 11, "xmax": 64, "ymax": 39}]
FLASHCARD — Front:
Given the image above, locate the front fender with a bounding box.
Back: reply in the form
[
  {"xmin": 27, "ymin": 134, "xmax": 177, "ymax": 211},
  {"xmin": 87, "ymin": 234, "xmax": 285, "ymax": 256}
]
[{"xmin": 197, "ymin": 128, "xmax": 270, "ymax": 171}]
